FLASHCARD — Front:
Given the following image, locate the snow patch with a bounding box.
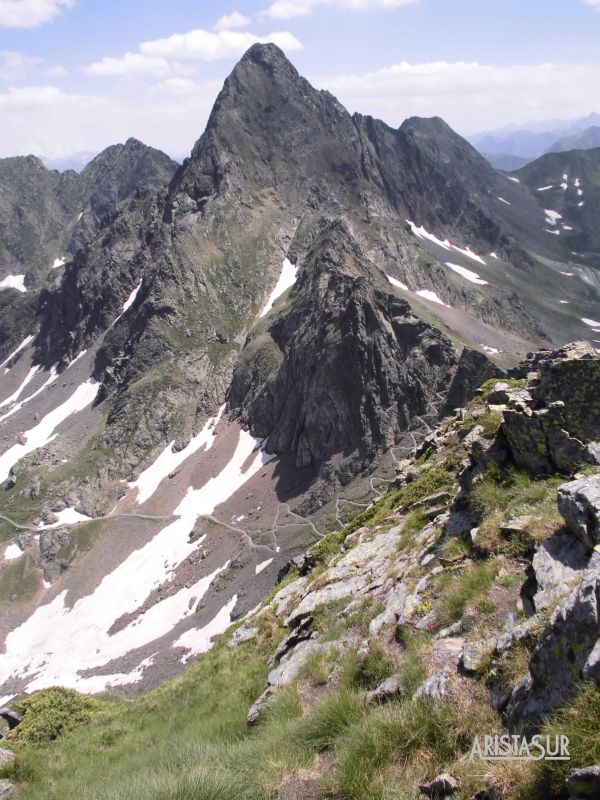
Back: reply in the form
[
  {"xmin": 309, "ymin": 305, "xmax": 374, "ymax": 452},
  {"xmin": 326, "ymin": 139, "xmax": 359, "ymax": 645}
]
[
  {"xmin": 406, "ymin": 221, "xmax": 485, "ymax": 264},
  {"xmin": 497, "ymin": 197, "xmax": 511, "ymax": 205},
  {"xmin": 559, "ymin": 300, "xmax": 570, "ymax": 304},
  {"xmin": 562, "ymin": 225, "xmax": 573, "ymax": 231},
  {"xmin": 4, "ymin": 543, "xmax": 23, "ymax": 561},
  {"xmin": 0, "ymin": 377, "xmax": 100, "ymax": 482},
  {"xmin": 259, "ymin": 258, "xmax": 297, "ymax": 318},
  {"xmin": 128, "ymin": 406, "xmax": 225, "ymax": 505},
  {"xmin": 582, "ymin": 318, "xmax": 600, "ymax": 328},
  {"xmin": 174, "ymin": 595, "xmax": 238, "ymax": 663},
  {"xmin": 577, "ymin": 189, "xmax": 583, "ymax": 196},
  {"xmin": 444, "ymin": 262, "xmax": 488, "ymax": 285},
  {"xmin": 386, "ymin": 275, "xmax": 409, "ymax": 291},
  {"xmin": 0, "ymin": 275, "xmax": 26, "ymax": 293},
  {"xmin": 506, "ymin": 176, "xmax": 520, "ymax": 183},
  {"xmin": 544, "ymin": 229, "xmax": 561, "ymax": 236},
  {"xmin": 560, "ymin": 183, "xmax": 568, "ymax": 191},
  {"xmin": 560, "ymin": 271, "xmax": 574, "ymax": 276},
  {"xmin": 39, "ymin": 507, "xmax": 92, "ymax": 530},
  {"xmin": 574, "ymin": 178, "xmax": 580, "ymax": 187},
  {"xmin": 51, "ymin": 257, "xmax": 66, "ymax": 269},
  {"xmin": 415, "ymin": 289, "xmax": 448, "ymax": 307},
  {"xmin": 77, "ymin": 211, "xmax": 83, "ymax": 221},
  {"xmin": 481, "ymin": 345, "xmax": 500, "ymax": 355},
  {"xmin": 255, "ymin": 557, "xmax": 274, "ymax": 575},
  {"xmin": 544, "ymin": 210, "xmax": 562, "ymax": 225},
  {"xmin": 578, "ymin": 201, "xmax": 584, "ymax": 207},
  {"xmin": 537, "ymin": 186, "xmax": 553, "ymax": 192},
  {"xmin": 490, "ymin": 252, "xmax": 498, "ymax": 259}
]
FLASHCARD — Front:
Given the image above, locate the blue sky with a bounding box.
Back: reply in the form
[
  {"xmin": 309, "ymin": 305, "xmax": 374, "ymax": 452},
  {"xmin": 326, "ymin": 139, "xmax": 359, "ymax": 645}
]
[{"xmin": 1, "ymin": 0, "xmax": 599, "ymax": 159}]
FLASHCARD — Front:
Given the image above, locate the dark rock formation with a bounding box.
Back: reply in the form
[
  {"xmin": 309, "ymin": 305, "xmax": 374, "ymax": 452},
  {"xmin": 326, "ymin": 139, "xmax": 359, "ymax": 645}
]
[{"xmin": 228, "ymin": 219, "xmax": 495, "ymax": 478}]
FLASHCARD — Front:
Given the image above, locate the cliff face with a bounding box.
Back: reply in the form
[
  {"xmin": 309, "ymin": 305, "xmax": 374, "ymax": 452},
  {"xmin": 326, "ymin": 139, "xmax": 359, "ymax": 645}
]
[{"xmin": 229, "ymin": 220, "xmax": 496, "ymax": 477}]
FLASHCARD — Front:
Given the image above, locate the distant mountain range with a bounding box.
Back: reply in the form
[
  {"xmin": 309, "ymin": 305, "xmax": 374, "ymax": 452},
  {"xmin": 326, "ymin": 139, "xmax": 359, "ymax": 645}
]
[{"xmin": 469, "ymin": 112, "xmax": 600, "ymax": 169}]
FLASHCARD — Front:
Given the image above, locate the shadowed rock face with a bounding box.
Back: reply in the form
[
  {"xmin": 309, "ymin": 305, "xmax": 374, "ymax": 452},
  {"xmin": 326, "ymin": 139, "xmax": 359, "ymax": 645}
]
[{"xmin": 228, "ymin": 220, "xmax": 496, "ymax": 476}]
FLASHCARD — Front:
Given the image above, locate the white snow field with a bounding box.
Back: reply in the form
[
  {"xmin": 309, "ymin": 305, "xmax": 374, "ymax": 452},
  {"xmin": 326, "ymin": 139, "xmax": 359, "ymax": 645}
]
[
  {"xmin": 386, "ymin": 275, "xmax": 409, "ymax": 291},
  {"xmin": 444, "ymin": 262, "xmax": 488, "ymax": 285},
  {"xmin": 129, "ymin": 406, "xmax": 225, "ymax": 505},
  {"xmin": 173, "ymin": 595, "xmax": 238, "ymax": 663},
  {"xmin": 0, "ymin": 274, "xmax": 26, "ymax": 292},
  {"xmin": 0, "ymin": 377, "xmax": 100, "ymax": 482},
  {"xmin": 0, "ymin": 425, "xmax": 275, "ymax": 693},
  {"xmin": 259, "ymin": 258, "xmax": 298, "ymax": 318},
  {"xmin": 1, "ymin": 335, "xmax": 34, "ymax": 371}
]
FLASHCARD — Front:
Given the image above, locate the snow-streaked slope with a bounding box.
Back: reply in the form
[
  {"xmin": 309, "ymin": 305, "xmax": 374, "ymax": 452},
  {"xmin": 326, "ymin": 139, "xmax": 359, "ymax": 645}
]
[
  {"xmin": 259, "ymin": 258, "xmax": 298, "ymax": 318},
  {"xmin": 0, "ymin": 426, "xmax": 276, "ymax": 694},
  {"xmin": 128, "ymin": 406, "xmax": 225, "ymax": 505},
  {"xmin": 0, "ymin": 366, "xmax": 39, "ymax": 410},
  {"xmin": 0, "ymin": 364, "xmax": 59, "ymax": 425},
  {"xmin": 0, "ymin": 335, "xmax": 34, "ymax": 371},
  {"xmin": 0, "ymin": 377, "xmax": 100, "ymax": 481},
  {"xmin": 173, "ymin": 595, "xmax": 238, "ymax": 663}
]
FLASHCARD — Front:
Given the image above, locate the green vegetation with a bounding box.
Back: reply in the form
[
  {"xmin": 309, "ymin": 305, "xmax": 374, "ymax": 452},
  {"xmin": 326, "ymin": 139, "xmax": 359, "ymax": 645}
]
[
  {"xmin": 8, "ymin": 688, "xmax": 106, "ymax": 745},
  {"xmin": 469, "ymin": 465, "xmax": 564, "ymax": 556},
  {"xmin": 0, "ymin": 553, "xmax": 40, "ymax": 604},
  {"xmin": 434, "ymin": 559, "xmax": 499, "ymax": 626}
]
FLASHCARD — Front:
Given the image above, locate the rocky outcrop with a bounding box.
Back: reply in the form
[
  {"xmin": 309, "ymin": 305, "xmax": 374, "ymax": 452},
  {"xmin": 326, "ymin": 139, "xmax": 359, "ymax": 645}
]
[
  {"xmin": 229, "ymin": 219, "xmax": 496, "ymax": 477},
  {"xmin": 506, "ymin": 573, "xmax": 600, "ymax": 733},
  {"xmin": 558, "ymin": 476, "xmax": 600, "ymax": 550},
  {"xmin": 502, "ymin": 342, "xmax": 600, "ymax": 474}
]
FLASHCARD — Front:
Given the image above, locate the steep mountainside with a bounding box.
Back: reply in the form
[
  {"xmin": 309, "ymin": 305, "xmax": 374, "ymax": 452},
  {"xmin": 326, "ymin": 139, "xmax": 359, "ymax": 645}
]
[
  {"xmin": 516, "ymin": 148, "xmax": 600, "ymax": 259},
  {"xmin": 0, "ymin": 44, "xmax": 599, "ymax": 714}
]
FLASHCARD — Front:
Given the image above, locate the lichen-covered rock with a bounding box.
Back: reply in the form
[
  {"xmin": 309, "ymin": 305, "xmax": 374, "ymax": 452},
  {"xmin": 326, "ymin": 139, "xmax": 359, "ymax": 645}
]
[
  {"xmin": 460, "ymin": 639, "xmax": 495, "ymax": 673},
  {"xmin": 414, "ymin": 670, "xmax": 452, "ymax": 702},
  {"xmin": 506, "ymin": 573, "xmax": 600, "ymax": 733},
  {"xmin": 502, "ymin": 343, "xmax": 600, "ymax": 474},
  {"xmin": 530, "ymin": 532, "xmax": 590, "ymax": 610},
  {"xmin": 558, "ymin": 476, "xmax": 600, "ymax": 550},
  {"xmin": 366, "ymin": 674, "xmax": 407, "ymax": 705}
]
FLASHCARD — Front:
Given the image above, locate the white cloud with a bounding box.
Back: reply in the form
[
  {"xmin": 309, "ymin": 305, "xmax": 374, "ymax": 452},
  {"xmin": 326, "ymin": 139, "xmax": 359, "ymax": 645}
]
[
  {"xmin": 0, "ymin": 84, "xmax": 66, "ymax": 108},
  {"xmin": 315, "ymin": 60, "xmax": 600, "ymax": 134},
  {"xmin": 214, "ymin": 11, "xmax": 251, "ymax": 30},
  {"xmin": 0, "ymin": 49, "xmax": 66, "ymax": 80},
  {"xmin": 263, "ymin": 0, "xmax": 417, "ymax": 18},
  {"xmin": 139, "ymin": 28, "xmax": 302, "ymax": 61},
  {"xmin": 85, "ymin": 52, "xmax": 174, "ymax": 78},
  {"xmin": 154, "ymin": 77, "xmax": 198, "ymax": 96},
  {"xmin": 582, "ymin": 0, "xmax": 600, "ymax": 7},
  {"xmin": 0, "ymin": 0, "xmax": 75, "ymax": 28}
]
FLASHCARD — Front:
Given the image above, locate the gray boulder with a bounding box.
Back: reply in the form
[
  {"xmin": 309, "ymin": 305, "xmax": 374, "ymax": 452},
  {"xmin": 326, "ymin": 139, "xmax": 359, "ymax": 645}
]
[
  {"xmin": 566, "ymin": 766, "xmax": 600, "ymax": 800},
  {"xmin": 558, "ymin": 477, "xmax": 600, "ymax": 550},
  {"xmin": 0, "ymin": 779, "xmax": 12, "ymax": 798},
  {"xmin": 414, "ymin": 670, "xmax": 452, "ymax": 702},
  {"xmin": 0, "ymin": 748, "xmax": 14, "ymax": 767},
  {"xmin": 531, "ymin": 532, "xmax": 590, "ymax": 610},
  {"xmin": 419, "ymin": 773, "xmax": 459, "ymax": 797},
  {"xmin": 366, "ymin": 674, "xmax": 407, "ymax": 705}
]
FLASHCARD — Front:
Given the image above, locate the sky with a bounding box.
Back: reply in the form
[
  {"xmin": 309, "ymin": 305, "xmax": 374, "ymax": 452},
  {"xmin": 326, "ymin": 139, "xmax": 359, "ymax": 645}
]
[{"xmin": 1, "ymin": 0, "xmax": 600, "ymax": 161}]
